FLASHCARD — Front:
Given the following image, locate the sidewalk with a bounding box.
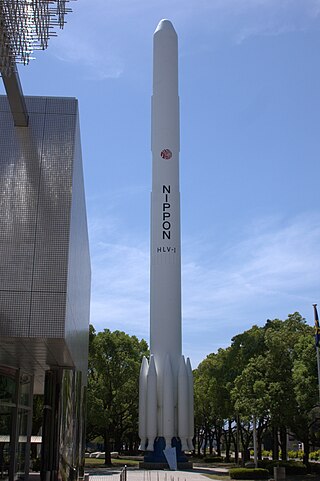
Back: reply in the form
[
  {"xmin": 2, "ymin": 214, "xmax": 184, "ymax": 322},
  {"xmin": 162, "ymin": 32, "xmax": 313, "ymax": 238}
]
[{"xmin": 86, "ymin": 465, "xmax": 228, "ymax": 481}]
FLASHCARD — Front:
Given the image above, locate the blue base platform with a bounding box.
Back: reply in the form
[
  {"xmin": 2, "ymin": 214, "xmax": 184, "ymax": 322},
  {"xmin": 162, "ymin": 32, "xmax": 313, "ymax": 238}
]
[{"xmin": 143, "ymin": 437, "xmax": 188, "ymax": 464}]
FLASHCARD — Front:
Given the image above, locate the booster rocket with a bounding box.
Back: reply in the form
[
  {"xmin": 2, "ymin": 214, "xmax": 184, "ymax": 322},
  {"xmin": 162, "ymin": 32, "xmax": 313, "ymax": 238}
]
[{"xmin": 139, "ymin": 19, "xmax": 194, "ymax": 456}]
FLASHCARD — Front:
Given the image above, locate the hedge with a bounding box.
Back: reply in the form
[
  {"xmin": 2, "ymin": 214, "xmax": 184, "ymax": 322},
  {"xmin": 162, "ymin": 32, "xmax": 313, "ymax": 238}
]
[
  {"xmin": 203, "ymin": 456, "xmax": 223, "ymax": 463},
  {"xmin": 288, "ymin": 450, "xmax": 303, "ymax": 460},
  {"xmin": 310, "ymin": 450, "xmax": 320, "ymax": 461},
  {"xmin": 310, "ymin": 462, "xmax": 320, "ymax": 475},
  {"xmin": 257, "ymin": 460, "xmax": 307, "ymax": 475},
  {"xmin": 229, "ymin": 468, "xmax": 269, "ymax": 479}
]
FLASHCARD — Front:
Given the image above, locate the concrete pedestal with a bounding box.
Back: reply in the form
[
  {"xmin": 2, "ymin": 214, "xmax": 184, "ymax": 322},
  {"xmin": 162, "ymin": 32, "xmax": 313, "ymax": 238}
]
[
  {"xmin": 274, "ymin": 466, "xmax": 286, "ymax": 480},
  {"xmin": 139, "ymin": 462, "xmax": 193, "ymax": 470}
]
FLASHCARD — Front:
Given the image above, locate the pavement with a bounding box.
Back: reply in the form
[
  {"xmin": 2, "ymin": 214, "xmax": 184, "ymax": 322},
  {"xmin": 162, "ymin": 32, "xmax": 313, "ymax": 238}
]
[{"xmin": 86, "ymin": 465, "xmax": 229, "ymax": 481}]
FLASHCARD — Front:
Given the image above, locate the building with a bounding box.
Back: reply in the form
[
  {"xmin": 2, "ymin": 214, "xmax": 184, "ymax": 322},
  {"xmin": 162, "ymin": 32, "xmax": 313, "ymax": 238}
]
[{"xmin": 0, "ymin": 95, "xmax": 91, "ymax": 481}]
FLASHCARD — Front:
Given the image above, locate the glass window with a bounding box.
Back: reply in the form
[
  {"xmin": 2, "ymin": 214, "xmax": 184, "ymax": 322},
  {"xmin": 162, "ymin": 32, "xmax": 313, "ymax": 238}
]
[
  {"xmin": 0, "ymin": 369, "xmax": 33, "ymax": 481},
  {"xmin": 15, "ymin": 410, "xmax": 29, "ymax": 480},
  {"xmin": 0, "ymin": 375, "xmax": 15, "ymax": 404},
  {"xmin": 0, "ymin": 388, "xmax": 15, "ymax": 481}
]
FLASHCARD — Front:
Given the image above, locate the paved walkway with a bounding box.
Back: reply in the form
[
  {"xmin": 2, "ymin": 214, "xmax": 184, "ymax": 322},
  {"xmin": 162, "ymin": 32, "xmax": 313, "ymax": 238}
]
[{"xmin": 87, "ymin": 466, "xmax": 228, "ymax": 481}]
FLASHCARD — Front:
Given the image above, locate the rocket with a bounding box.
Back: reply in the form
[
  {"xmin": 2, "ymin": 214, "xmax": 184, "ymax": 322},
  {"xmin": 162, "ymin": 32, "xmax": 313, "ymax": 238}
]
[{"xmin": 139, "ymin": 19, "xmax": 194, "ymax": 455}]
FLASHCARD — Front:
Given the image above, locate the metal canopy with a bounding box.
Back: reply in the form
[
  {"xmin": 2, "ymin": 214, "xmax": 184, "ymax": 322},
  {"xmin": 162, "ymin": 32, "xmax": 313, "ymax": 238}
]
[{"xmin": 0, "ymin": 0, "xmax": 75, "ymax": 126}]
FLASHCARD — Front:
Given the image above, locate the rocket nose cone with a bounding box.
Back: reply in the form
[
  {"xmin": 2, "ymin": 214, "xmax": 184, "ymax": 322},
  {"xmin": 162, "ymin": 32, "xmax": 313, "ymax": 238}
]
[{"xmin": 154, "ymin": 19, "xmax": 176, "ymax": 35}]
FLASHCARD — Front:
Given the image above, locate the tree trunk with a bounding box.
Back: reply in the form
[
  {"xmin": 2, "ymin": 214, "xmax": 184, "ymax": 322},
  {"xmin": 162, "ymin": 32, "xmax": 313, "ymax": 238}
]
[
  {"xmin": 197, "ymin": 428, "xmax": 201, "ymax": 456},
  {"xmin": 303, "ymin": 437, "xmax": 310, "ymax": 468},
  {"xmin": 104, "ymin": 429, "xmax": 112, "ymax": 466},
  {"xmin": 129, "ymin": 438, "xmax": 133, "ymax": 453},
  {"xmin": 224, "ymin": 419, "xmax": 232, "ymax": 462},
  {"xmin": 257, "ymin": 418, "xmax": 265, "ymax": 460},
  {"xmin": 279, "ymin": 426, "xmax": 287, "ymax": 460},
  {"xmin": 231, "ymin": 417, "xmax": 239, "ymax": 464},
  {"xmin": 203, "ymin": 430, "xmax": 208, "ymax": 455},
  {"xmin": 209, "ymin": 432, "xmax": 213, "ymax": 455},
  {"xmin": 114, "ymin": 435, "xmax": 122, "ymax": 453},
  {"xmin": 233, "ymin": 434, "xmax": 239, "ymax": 464},
  {"xmin": 272, "ymin": 426, "xmax": 279, "ymax": 461},
  {"xmin": 215, "ymin": 425, "xmax": 222, "ymax": 457}
]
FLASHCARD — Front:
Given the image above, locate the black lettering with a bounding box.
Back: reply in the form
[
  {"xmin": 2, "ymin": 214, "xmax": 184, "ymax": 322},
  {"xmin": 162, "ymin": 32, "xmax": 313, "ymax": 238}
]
[
  {"xmin": 163, "ymin": 231, "xmax": 170, "ymax": 240},
  {"xmin": 163, "ymin": 212, "xmax": 170, "ymax": 220},
  {"xmin": 157, "ymin": 247, "xmax": 162, "ymax": 252},
  {"xmin": 163, "ymin": 185, "xmax": 171, "ymax": 194},
  {"xmin": 163, "ymin": 221, "xmax": 171, "ymax": 230},
  {"xmin": 163, "ymin": 202, "xmax": 170, "ymax": 211}
]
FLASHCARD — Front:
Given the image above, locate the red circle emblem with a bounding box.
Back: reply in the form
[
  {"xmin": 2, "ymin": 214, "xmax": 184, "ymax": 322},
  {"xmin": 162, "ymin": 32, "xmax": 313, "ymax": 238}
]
[{"xmin": 160, "ymin": 149, "xmax": 172, "ymax": 160}]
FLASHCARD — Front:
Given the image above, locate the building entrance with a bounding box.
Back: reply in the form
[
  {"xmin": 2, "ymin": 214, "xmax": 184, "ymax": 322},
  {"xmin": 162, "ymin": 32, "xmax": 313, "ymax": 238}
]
[{"xmin": 0, "ymin": 367, "xmax": 33, "ymax": 481}]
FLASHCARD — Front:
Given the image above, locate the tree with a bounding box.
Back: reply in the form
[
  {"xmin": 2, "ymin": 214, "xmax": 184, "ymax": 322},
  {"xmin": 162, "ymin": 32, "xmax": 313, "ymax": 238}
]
[
  {"xmin": 232, "ymin": 355, "xmax": 270, "ymax": 460},
  {"xmin": 195, "ymin": 313, "xmax": 318, "ymax": 465},
  {"xmin": 194, "ymin": 353, "xmax": 223, "ymax": 456},
  {"xmin": 232, "ymin": 313, "xmax": 317, "ymax": 462},
  {"xmin": 194, "ymin": 347, "xmax": 241, "ymax": 461},
  {"xmin": 86, "ymin": 326, "xmax": 149, "ymax": 465},
  {"xmin": 290, "ymin": 330, "xmax": 319, "ymax": 465},
  {"xmin": 229, "ymin": 325, "xmax": 269, "ymax": 462}
]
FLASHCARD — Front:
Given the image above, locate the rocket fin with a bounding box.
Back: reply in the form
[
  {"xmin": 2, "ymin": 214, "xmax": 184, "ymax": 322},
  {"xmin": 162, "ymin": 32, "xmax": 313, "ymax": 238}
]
[
  {"xmin": 186, "ymin": 357, "xmax": 194, "ymax": 450},
  {"xmin": 163, "ymin": 354, "xmax": 174, "ymax": 448},
  {"xmin": 178, "ymin": 356, "xmax": 189, "ymax": 451},
  {"xmin": 146, "ymin": 355, "xmax": 157, "ymax": 451},
  {"xmin": 139, "ymin": 356, "xmax": 149, "ymax": 450}
]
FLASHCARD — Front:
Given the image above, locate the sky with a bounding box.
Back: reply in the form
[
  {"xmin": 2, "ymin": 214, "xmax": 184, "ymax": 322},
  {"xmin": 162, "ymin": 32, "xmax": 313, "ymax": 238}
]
[{"xmin": 2, "ymin": 0, "xmax": 320, "ymax": 367}]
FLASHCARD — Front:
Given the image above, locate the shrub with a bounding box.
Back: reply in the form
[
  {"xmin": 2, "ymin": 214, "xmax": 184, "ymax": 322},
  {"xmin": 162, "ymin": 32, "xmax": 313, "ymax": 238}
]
[
  {"xmin": 310, "ymin": 450, "xmax": 320, "ymax": 461},
  {"xmin": 257, "ymin": 460, "xmax": 273, "ymax": 471},
  {"xmin": 257, "ymin": 460, "xmax": 307, "ymax": 475},
  {"xmin": 225, "ymin": 456, "xmax": 236, "ymax": 463},
  {"xmin": 286, "ymin": 450, "xmax": 303, "ymax": 460},
  {"xmin": 203, "ymin": 455, "xmax": 223, "ymax": 463},
  {"xmin": 261, "ymin": 450, "xmax": 271, "ymax": 458},
  {"xmin": 296, "ymin": 450, "xmax": 303, "ymax": 460},
  {"xmin": 31, "ymin": 458, "xmax": 41, "ymax": 471},
  {"xmin": 229, "ymin": 468, "xmax": 269, "ymax": 479},
  {"xmin": 310, "ymin": 462, "xmax": 320, "ymax": 475},
  {"xmin": 281, "ymin": 462, "xmax": 307, "ymax": 475}
]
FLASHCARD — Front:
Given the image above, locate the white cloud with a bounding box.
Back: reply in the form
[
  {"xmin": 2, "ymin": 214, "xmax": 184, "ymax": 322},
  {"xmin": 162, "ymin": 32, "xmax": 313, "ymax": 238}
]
[
  {"xmin": 89, "ymin": 211, "xmax": 320, "ymax": 366},
  {"xmin": 52, "ymin": 33, "xmax": 124, "ymax": 79},
  {"xmin": 47, "ymin": 0, "xmax": 320, "ymax": 77},
  {"xmin": 89, "ymin": 214, "xmax": 150, "ymax": 338},
  {"xmin": 183, "ymin": 213, "xmax": 320, "ymax": 312}
]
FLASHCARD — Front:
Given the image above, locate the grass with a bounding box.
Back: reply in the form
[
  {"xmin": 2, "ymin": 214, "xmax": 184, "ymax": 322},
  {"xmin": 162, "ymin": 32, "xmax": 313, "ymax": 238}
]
[
  {"xmin": 85, "ymin": 458, "xmax": 105, "ymax": 466},
  {"xmin": 85, "ymin": 457, "xmax": 139, "ymax": 467}
]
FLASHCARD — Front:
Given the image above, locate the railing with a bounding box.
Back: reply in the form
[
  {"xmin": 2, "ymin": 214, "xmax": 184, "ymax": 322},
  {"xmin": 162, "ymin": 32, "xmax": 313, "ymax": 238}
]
[{"xmin": 120, "ymin": 465, "xmax": 127, "ymax": 481}]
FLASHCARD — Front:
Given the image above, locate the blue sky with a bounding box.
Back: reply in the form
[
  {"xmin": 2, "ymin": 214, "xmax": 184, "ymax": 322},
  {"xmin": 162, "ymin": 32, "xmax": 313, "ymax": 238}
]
[{"xmin": 2, "ymin": 0, "xmax": 320, "ymax": 366}]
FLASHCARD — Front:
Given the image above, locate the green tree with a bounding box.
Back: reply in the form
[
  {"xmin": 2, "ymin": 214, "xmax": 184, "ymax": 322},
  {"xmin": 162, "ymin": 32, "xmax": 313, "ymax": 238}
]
[
  {"xmin": 230, "ymin": 325, "xmax": 268, "ymax": 462},
  {"xmin": 194, "ymin": 353, "xmax": 223, "ymax": 456},
  {"xmin": 195, "ymin": 313, "xmax": 317, "ymax": 464},
  {"xmin": 86, "ymin": 326, "xmax": 149, "ymax": 465},
  {"xmin": 194, "ymin": 347, "xmax": 241, "ymax": 461},
  {"xmin": 232, "ymin": 313, "xmax": 317, "ymax": 462},
  {"xmin": 290, "ymin": 330, "xmax": 318, "ymax": 465},
  {"xmin": 232, "ymin": 355, "xmax": 270, "ymax": 460}
]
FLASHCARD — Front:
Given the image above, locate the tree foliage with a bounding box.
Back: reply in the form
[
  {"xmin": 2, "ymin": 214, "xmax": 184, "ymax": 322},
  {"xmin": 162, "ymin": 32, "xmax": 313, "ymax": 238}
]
[
  {"xmin": 194, "ymin": 313, "xmax": 319, "ymax": 464},
  {"xmin": 86, "ymin": 326, "xmax": 149, "ymax": 464}
]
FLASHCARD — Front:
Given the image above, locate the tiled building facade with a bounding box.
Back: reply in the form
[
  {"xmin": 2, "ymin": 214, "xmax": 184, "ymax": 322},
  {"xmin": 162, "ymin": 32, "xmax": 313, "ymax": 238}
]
[{"xmin": 0, "ymin": 96, "xmax": 91, "ymax": 481}]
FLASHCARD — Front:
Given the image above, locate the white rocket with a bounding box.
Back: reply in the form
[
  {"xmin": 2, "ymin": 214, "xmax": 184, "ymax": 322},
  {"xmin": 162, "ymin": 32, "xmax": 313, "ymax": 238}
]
[{"xmin": 139, "ymin": 19, "xmax": 194, "ymax": 454}]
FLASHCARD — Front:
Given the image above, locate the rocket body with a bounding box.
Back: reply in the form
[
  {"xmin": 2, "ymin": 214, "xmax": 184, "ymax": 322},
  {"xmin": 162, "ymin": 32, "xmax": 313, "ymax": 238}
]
[
  {"xmin": 139, "ymin": 19, "xmax": 194, "ymax": 455},
  {"xmin": 151, "ymin": 20, "xmax": 181, "ymax": 375}
]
